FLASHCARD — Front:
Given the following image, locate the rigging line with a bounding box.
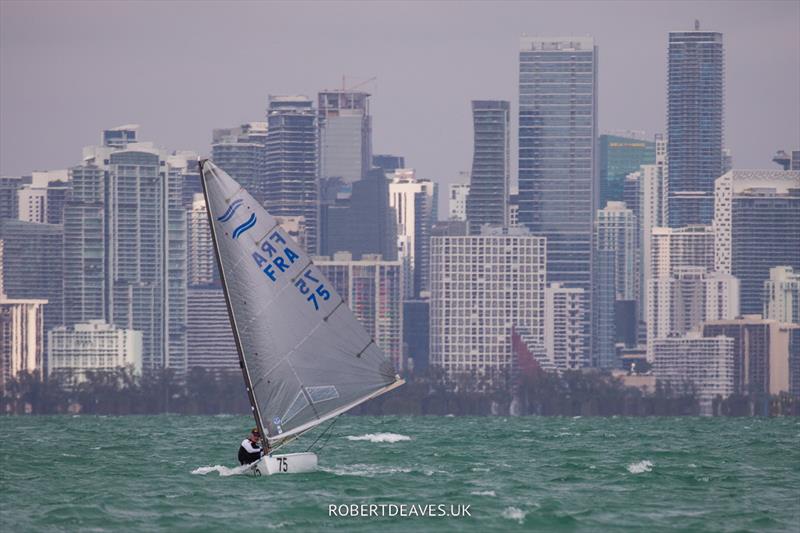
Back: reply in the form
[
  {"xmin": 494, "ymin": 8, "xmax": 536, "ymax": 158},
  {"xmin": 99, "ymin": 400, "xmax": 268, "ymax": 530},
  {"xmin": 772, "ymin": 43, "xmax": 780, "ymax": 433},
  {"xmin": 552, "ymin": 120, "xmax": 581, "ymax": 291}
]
[{"xmin": 305, "ymin": 417, "xmax": 338, "ymax": 453}]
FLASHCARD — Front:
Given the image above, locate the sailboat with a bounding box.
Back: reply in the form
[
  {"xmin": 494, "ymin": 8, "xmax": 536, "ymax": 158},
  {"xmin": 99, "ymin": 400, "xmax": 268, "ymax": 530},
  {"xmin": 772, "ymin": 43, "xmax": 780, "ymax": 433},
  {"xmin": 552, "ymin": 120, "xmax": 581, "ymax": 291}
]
[{"xmin": 199, "ymin": 160, "xmax": 404, "ymax": 475}]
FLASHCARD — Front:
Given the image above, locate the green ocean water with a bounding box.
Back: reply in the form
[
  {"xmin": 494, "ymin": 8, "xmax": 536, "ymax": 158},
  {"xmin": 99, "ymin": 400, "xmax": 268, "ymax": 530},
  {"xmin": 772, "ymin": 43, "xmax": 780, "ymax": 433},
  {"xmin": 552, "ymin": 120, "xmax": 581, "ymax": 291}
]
[{"xmin": 1, "ymin": 415, "xmax": 798, "ymax": 532}]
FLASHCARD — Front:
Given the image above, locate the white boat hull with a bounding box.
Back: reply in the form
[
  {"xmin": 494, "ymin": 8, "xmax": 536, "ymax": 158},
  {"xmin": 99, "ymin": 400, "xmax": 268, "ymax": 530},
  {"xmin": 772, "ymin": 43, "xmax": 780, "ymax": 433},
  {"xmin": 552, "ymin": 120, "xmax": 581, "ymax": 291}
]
[{"xmin": 253, "ymin": 452, "xmax": 318, "ymax": 476}]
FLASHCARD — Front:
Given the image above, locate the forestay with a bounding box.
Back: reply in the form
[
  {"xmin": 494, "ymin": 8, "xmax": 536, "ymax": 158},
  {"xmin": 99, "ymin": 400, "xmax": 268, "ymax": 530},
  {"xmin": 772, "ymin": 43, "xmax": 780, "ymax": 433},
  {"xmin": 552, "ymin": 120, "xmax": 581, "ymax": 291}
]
[{"xmin": 200, "ymin": 160, "xmax": 401, "ymax": 447}]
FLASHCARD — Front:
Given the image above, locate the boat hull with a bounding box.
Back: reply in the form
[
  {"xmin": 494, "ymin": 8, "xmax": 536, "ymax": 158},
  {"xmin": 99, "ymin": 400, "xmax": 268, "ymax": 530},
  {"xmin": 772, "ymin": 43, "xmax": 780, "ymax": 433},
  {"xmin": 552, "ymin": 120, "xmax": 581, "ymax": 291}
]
[{"xmin": 254, "ymin": 452, "xmax": 318, "ymax": 476}]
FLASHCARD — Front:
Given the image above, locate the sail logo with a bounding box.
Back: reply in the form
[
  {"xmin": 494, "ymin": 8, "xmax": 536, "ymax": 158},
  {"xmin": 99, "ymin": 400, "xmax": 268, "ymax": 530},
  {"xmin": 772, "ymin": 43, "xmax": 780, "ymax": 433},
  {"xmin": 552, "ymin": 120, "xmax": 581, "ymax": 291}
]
[
  {"xmin": 232, "ymin": 213, "xmax": 257, "ymax": 239},
  {"xmin": 217, "ymin": 199, "xmax": 243, "ymax": 222}
]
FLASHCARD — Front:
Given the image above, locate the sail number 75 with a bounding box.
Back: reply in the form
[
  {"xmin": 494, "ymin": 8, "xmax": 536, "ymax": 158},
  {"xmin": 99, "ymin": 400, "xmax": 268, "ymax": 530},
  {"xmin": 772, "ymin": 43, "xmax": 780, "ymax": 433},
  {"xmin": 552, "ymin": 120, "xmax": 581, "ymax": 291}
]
[{"xmin": 294, "ymin": 269, "xmax": 330, "ymax": 311}]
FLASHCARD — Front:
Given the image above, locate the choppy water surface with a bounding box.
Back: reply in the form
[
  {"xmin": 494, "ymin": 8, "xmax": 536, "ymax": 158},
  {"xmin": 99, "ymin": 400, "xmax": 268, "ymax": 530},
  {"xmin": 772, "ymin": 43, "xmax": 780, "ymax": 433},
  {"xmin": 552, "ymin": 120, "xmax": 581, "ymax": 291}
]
[{"xmin": 1, "ymin": 415, "xmax": 798, "ymax": 532}]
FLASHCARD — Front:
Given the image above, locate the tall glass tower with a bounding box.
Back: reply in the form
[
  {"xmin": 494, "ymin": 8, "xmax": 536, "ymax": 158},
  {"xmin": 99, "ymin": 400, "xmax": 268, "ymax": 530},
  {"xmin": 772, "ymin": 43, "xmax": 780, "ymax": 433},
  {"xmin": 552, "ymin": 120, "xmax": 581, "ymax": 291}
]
[
  {"xmin": 667, "ymin": 22, "xmax": 724, "ymax": 227},
  {"xmin": 265, "ymin": 96, "xmax": 319, "ymax": 254},
  {"xmin": 518, "ymin": 36, "xmax": 597, "ymax": 291},
  {"xmin": 466, "ymin": 100, "xmax": 510, "ymax": 234}
]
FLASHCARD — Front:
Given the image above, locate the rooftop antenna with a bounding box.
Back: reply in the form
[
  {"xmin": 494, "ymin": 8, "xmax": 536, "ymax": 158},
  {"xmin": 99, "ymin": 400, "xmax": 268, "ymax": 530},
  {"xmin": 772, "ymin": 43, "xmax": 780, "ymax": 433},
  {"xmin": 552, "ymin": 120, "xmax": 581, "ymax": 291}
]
[{"xmin": 694, "ymin": 19, "xmax": 700, "ymax": 30}]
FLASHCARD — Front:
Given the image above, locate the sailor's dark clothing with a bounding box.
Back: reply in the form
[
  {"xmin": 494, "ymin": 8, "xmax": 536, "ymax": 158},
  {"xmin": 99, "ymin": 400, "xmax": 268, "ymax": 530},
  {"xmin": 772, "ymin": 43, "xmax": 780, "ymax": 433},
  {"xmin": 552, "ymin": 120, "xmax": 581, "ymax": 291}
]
[{"xmin": 238, "ymin": 439, "xmax": 263, "ymax": 464}]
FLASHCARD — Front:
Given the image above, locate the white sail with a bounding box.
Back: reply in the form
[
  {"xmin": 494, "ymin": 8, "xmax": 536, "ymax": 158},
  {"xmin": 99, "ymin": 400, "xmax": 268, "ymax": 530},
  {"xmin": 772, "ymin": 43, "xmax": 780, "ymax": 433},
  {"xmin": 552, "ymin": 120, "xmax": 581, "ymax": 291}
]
[{"xmin": 200, "ymin": 160, "xmax": 402, "ymax": 446}]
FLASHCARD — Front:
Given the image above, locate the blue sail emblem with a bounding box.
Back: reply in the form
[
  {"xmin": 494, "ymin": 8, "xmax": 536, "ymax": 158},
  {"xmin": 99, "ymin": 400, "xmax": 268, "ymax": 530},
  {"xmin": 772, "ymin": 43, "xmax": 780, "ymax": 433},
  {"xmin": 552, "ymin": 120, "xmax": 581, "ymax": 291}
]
[
  {"xmin": 232, "ymin": 213, "xmax": 257, "ymax": 239},
  {"xmin": 217, "ymin": 199, "xmax": 243, "ymax": 222}
]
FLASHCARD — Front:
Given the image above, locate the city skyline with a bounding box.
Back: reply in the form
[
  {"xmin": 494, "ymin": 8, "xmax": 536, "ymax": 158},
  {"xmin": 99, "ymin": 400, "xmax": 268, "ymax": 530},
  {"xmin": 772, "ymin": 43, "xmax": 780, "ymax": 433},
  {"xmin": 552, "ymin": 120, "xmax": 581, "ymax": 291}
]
[{"xmin": 2, "ymin": 1, "xmax": 799, "ymax": 219}]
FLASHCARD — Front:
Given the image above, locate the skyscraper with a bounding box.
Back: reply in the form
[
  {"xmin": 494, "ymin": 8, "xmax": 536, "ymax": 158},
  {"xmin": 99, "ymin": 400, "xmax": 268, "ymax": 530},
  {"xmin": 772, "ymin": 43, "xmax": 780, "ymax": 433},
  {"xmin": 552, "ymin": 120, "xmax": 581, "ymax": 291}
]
[
  {"xmin": 593, "ymin": 201, "xmax": 637, "ymax": 368},
  {"xmin": 545, "ymin": 282, "xmax": 590, "ymax": 370},
  {"xmin": 372, "ymin": 154, "xmax": 405, "ymax": 175},
  {"xmin": 318, "ymin": 90, "xmax": 372, "ymax": 184},
  {"xmin": 466, "ymin": 100, "xmax": 510, "ymax": 234},
  {"xmin": 764, "ymin": 266, "xmax": 799, "ymax": 324},
  {"xmin": 647, "ymin": 266, "xmax": 739, "ymax": 350},
  {"xmin": 714, "ymin": 170, "xmax": 800, "ymax": 314},
  {"xmin": 667, "ymin": 22, "xmax": 724, "ymax": 226},
  {"xmin": 63, "ymin": 163, "xmax": 105, "ymax": 326},
  {"xmin": 388, "ymin": 169, "xmax": 437, "ymax": 298},
  {"xmin": 265, "ymin": 96, "xmax": 319, "ymax": 254},
  {"xmin": 212, "ymin": 122, "xmax": 268, "ymax": 205},
  {"xmin": 0, "ymin": 219, "xmax": 63, "ymax": 362},
  {"xmin": 430, "ymin": 227, "xmax": 546, "ymax": 389},
  {"xmin": 315, "ymin": 252, "xmax": 404, "ymax": 372},
  {"xmin": 320, "ymin": 168, "xmax": 397, "ymax": 261},
  {"xmin": 0, "ymin": 295, "xmax": 47, "ymax": 387},
  {"xmin": 70, "ymin": 132, "xmax": 188, "ymax": 376},
  {"xmin": 598, "ymin": 133, "xmax": 655, "ymax": 207},
  {"xmin": 518, "ymin": 36, "xmax": 597, "ymax": 292},
  {"xmin": 448, "ymin": 183, "xmax": 469, "ymax": 221},
  {"xmin": 187, "ymin": 194, "xmax": 216, "ymax": 287},
  {"xmin": 186, "ymin": 287, "xmax": 238, "ymax": 373}
]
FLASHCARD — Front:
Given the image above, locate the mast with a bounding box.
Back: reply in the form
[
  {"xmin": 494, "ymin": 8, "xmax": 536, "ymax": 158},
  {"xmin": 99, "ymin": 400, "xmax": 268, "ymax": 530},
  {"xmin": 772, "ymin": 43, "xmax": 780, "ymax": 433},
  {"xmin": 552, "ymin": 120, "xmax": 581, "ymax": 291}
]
[{"xmin": 198, "ymin": 159, "xmax": 268, "ymax": 450}]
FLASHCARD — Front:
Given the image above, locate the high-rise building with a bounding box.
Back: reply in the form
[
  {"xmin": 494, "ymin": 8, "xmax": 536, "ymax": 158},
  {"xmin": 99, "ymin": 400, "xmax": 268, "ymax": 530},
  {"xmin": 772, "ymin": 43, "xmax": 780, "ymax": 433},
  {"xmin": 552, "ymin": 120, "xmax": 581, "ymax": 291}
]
[
  {"xmin": 594, "ymin": 202, "xmax": 637, "ymax": 369},
  {"xmin": 372, "ymin": 154, "xmax": 405, "ymax": 174},
  {"xmin": 714, "ymin": 170, "xmax": 800, "ymax": 315},
  {"xmin": 545, "ymin": 282, "xmax": 590, "ymax": 370},
  {"xmin": 667, "ymin": 22, "xmax": 724, "ymax": 226},
  {"xmin": 518, "ymin": 36, "xmax": 597, "ymax": 292},
  {"xmin": 17, "ymin": 185, "xmax": 46, "ymax": 223},
  {"xmin": 320, "ymin": 168, "xmax": 397, "ymax": 261},
  {"xmin": 102, "ymin": 124, "xmax": 139, "ymax": 148},
  {"xmin": 63, "ymin": 163, "xmax": 105, "ymax": 326},
  {"xmin": 430, "ymin": 227, "xmax": 546, "ymax": 389},
  {"xmin": 598, "ymin": 133, "xmax": 655, "ymax": 207},
  {"xmin": 764, "ymin": 266, "xmax": 799, "ymax": 324},
  {"xmin": 186, "ymin": 287, "xmax": 238, "ymax": 373},
  {"xmin": 47, "ymin": 320, "xmax": 142, "ymax": 386},
  {"xmin": 318, "ymin": 90, "xmax": 372, "ymax": 184},
  {"xmin": 771, "ymin": 150, "xmax": 800, "ymax": 171},
  {"xmin": 403, "ymin": 298, "xmax": 429, "ymax": 372},
  {"xmin": 187, "ymin": 194, "xmax": 216, "ymax": 287},
  {"xmin": 212, "ymin": 123, "xmax": 268, "ymax": 205},
  {"xmin": 69, "ymin": 132, "xmax": 188, "ymax": 376},
  {"xmin": 388, "ymin": 169, "xmax": 437, "ymax": 298},
  {"xmin": 653, "ymin": 332, "xmax": 734, "ymax": 414},
  {"xmin": 637, "ymin": 136, "xmax": 669, "ymax": 296},
  {"xmin": 650, "ymin": 225, "xmax": 715, "ymax": 279},
  {"xmin": 647, "ymin": 267, "xmax": 739, "ymax": 354},
  {"xmin": 0, "ymin": 176, "xmax": 23, "ymax": 220},
  {"xmin": 702, "ymin": 316, "xmax": 796, "ymax": 397},
  {"xmin": 595, "ymin": 202, "xmax": 638, "ymax": 300},
  {"xmin": 265, "ymin": 96, "xmax": 318, "ymax": 254},
  {"xmin": 466, "ymin": 100, "xmax": 510, "ymax": 234},
  {"xmin": 315, "ymin": 252, "xmax": 403, "ymax": 372},
  {"xmin": 0, "ymin": 219, "xmax": 63, "ymax": 362},
  {"xmin": 0, "ymin": 295, "xmax": 46, "ymax": 387},
  {"xmin": 448, "ymin": 183, "xmax": 469, "ymax": 221}
]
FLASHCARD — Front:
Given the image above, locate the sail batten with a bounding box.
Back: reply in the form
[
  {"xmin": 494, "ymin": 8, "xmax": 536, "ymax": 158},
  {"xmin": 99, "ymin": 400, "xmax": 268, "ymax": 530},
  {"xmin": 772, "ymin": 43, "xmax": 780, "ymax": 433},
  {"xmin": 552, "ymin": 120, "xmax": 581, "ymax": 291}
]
[{"xmin": 200, "ymin": 160, "xmax": 401, "ymax": 441}]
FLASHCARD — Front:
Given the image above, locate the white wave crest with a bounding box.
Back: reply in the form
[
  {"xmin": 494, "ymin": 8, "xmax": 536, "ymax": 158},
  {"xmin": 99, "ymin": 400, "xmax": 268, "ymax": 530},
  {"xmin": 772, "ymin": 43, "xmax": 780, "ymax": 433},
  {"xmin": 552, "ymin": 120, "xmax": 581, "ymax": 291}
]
[
  {"xmin": 626, "ymin": 460, "xmax": 654, "ymax": 474},
  {"xmin": 502, "ymin": 507, "xmax": 526, "ymax": 524},
  {"xmin": 191, "ymin": 464, "xmax": 254, "ymax": 477},
  {"xmin": 320, "ymin": 464, "xmax": 412, "ymax": 477},
  {"xmin": 470, "ymin": 490, "xmax": 496, "ymax": 497},
  {"xmin": 345, "ymin": 433, "xmax": 410, "ymax": 443}
]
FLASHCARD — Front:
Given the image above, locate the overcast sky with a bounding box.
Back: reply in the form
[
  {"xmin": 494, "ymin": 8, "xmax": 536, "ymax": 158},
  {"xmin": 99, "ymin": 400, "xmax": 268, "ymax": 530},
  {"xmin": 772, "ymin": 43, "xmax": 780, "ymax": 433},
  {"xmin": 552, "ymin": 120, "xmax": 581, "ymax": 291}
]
[{"xmin": 2, "ymin": 0, "xmax": 798, "ymax": 209}]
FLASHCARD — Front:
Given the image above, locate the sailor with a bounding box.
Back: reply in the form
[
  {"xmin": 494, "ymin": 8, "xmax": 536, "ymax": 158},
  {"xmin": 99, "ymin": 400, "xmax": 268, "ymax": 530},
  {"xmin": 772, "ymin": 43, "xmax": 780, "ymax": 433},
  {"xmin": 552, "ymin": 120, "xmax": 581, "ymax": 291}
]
[{"xmin": 238, "ymin": 428, "xmax": 267, "ymax": 465}]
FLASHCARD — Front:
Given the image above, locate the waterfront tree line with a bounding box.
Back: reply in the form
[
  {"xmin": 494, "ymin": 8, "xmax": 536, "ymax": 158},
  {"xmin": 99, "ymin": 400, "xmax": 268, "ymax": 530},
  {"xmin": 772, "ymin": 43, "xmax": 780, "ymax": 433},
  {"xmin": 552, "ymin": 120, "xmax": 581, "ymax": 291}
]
[{"xmin": 1, "ymin": 367, "xmax": 797, "ymax": 416}]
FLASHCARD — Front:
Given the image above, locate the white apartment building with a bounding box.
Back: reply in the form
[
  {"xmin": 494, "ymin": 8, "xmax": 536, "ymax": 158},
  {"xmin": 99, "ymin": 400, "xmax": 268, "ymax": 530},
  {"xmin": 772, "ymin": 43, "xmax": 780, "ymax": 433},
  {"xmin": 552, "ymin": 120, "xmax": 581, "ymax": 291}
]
[
  {"xmin": 48, "ymin": 320, "xmax": 142, "ymax": 385},
  {"xmin": 545, "ymin": 283, "xmax": 590, "ymax": 370},
  {"xmin": 315, "ymin": 252, "xmax": 404, "ymax": 372},
  {"xmin": 187, "ymin": 193, "xmax": 215, "ymax": 287},
  {"xmin": 430, "ymin": 227, "xmax": 546, "ymax": 389},
  {"xmin": 647, "ymin": 267, "xmax": 739, "ymax": 358},
  {"xmin": 764, "ymin": 266, "xmax": 799, "ymax": 324},
  {"xmin": 0, "ymin": 295, "xmax": 47, "ymax": 387},
  {"xmin": 653, "ymin": 332, "xmax": 735, "ymax": 415},
  {"xmin": 650, "ymin": 225, "xmax": 715, "ymax": 279},
  {"xmin": 448, "ymin": 183, "xmax": 469, "ymax": 221},
  {"xmin": 388, "ymin": 169, "xmax": 436, "ymax": 298}
]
